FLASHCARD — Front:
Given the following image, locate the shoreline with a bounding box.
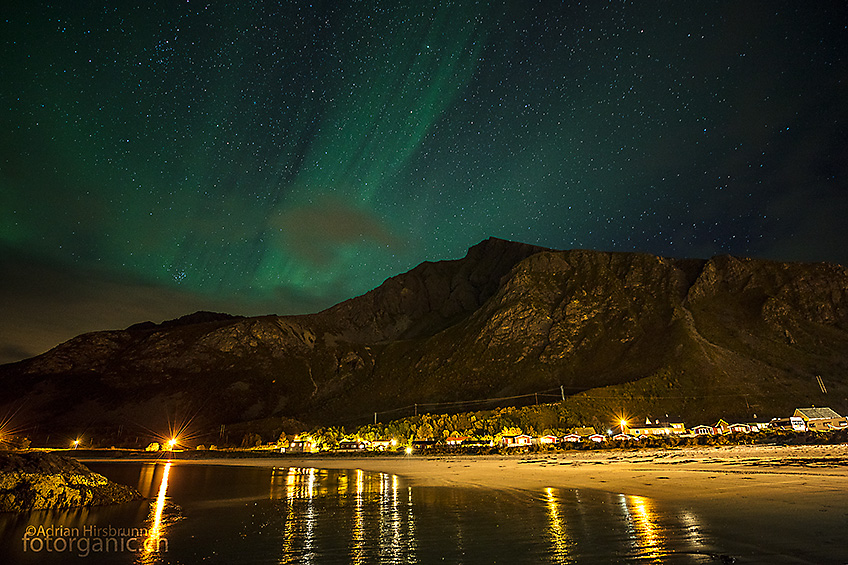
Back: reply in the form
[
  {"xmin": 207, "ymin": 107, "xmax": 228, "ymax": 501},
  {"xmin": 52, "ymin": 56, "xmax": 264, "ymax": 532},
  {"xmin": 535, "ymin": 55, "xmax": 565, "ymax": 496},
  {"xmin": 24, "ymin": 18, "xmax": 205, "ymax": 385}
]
[
  {"xmin": 76, "ymin": 444, "xmax": 848, "ymax": 562},
  {"xmin": 78, "ymin": 443, "xmax": 848, "ymax": 504}
]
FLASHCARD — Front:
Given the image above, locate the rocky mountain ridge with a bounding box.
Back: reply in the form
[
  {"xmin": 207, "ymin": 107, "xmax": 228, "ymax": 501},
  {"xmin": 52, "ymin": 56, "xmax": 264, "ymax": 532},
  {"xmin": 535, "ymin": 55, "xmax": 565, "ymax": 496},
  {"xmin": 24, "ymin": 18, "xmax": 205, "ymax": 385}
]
[{"xmin": 1, "ymin": 238, "xmax": 846, "ymax": 444}]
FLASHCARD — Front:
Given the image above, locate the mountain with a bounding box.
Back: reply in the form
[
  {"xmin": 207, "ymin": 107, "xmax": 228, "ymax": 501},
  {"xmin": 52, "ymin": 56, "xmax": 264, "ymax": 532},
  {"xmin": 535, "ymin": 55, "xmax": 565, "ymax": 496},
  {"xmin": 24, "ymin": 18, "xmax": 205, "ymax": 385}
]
[{"xmin": 2, "ymin": 238, "xmax": 847, "ymax": 445}]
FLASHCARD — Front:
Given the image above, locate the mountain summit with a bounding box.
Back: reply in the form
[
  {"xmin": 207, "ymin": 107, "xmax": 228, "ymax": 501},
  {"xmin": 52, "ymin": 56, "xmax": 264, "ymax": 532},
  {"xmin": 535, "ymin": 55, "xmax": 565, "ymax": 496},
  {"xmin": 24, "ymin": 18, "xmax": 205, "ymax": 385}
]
[{"xmin": 2, "ymin": 238, "xmax": 847, "ymax": 443}]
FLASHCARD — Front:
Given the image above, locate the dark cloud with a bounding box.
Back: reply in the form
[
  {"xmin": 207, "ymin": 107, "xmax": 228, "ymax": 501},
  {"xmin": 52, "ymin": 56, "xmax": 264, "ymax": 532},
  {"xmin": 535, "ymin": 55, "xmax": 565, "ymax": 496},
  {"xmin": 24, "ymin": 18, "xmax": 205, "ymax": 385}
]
[{"xmin": 271, "ymin": 196, "xmax": 403, "ymax": 266}]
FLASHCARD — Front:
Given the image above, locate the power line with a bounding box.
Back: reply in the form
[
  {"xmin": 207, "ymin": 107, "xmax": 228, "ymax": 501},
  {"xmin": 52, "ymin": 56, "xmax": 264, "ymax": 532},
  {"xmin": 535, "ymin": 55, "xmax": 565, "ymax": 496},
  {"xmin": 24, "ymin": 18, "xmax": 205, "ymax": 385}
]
[{"xmin": 354, "ymin": 387, "xmax": 823, "ymax": 427}]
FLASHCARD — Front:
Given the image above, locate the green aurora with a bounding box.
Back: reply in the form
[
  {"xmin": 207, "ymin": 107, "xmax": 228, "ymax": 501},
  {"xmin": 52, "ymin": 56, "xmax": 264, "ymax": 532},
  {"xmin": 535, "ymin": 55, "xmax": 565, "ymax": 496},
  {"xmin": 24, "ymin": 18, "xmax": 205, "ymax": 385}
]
[{"xmin": 1, "ymin": 1, "xmax": 846, "ymax": 362}]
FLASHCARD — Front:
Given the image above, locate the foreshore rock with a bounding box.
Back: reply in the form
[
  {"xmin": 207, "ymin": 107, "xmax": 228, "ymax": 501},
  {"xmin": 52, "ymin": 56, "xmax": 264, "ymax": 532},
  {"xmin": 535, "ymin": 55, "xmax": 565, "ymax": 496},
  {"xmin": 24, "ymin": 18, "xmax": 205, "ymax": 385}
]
[{"xmin": 0, "ymin": 451, "xmax": 141, "ymax": 512}]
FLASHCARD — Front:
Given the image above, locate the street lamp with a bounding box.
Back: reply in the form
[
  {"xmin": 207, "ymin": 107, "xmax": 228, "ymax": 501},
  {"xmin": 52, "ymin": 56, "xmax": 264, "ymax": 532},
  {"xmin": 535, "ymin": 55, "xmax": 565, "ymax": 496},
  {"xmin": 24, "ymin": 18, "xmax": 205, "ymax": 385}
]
[{"xmin": 72, "ymin": 439, "xmax": 80, "ymax": 449}]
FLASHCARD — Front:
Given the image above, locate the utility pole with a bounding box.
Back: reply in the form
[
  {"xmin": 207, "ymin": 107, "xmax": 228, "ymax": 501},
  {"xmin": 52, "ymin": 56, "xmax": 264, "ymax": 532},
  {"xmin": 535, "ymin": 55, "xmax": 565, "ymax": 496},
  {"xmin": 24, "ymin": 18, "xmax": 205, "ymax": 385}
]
[
  {"xmin": 414, "ymin": 404, "xmax": 418, "ymax": 417},
  {"xmin": 374, "ymin": 412, "xmax": 377, "ymax": 425}
]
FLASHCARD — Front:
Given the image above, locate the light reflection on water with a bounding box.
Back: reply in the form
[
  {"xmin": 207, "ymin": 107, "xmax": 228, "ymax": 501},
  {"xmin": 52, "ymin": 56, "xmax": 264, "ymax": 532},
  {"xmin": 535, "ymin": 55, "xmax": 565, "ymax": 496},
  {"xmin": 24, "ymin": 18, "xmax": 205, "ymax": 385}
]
[
  {"xmin": 544, "ymin": 487, "xmax": 575, "ymax": 564},
  {"xmin": 271, "ymin": 467, "xmax": 417, "ymax": 564},
  {"xmin": 263, "ymin": 468, "xmax": 711, "ymax": 564},
  {"xmin": 0, "ymin": 462, "xmax": 728, "ymax": 564},
  {"xmin": 135, "ymin": 462, "xmax": 171, "ymax": 565},
  {"xmin": 623, "ymin": 493, "xmax": 665, "ymax": 562}
]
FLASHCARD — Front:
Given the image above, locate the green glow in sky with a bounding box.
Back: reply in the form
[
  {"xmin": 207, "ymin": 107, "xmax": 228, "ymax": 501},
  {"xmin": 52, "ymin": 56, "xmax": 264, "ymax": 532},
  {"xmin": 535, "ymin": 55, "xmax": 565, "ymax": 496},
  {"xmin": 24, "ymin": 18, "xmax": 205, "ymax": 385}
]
[{"xmin": 1, "ymin": 1, "xmax": 846, "ymax": 361}]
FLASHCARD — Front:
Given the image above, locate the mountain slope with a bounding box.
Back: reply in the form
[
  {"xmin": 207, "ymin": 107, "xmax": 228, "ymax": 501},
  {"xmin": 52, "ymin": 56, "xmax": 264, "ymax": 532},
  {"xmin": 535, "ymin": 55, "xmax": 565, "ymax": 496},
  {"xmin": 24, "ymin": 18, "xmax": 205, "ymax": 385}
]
[{"xmin": 2, "ymin": 238, "xmax": 847, "ymax": 444}]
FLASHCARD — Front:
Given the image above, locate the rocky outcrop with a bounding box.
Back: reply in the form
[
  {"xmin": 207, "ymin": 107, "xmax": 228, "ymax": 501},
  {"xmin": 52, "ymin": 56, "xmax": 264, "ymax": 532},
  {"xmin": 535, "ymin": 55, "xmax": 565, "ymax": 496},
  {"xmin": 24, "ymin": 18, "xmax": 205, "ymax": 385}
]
[
  {"xmin": 1, "ymin": 238, "xmax": 847, "ymax": 436},
  {"xmin": 0, "ymin": 452, "xmax": 142, "ymax": 512}
]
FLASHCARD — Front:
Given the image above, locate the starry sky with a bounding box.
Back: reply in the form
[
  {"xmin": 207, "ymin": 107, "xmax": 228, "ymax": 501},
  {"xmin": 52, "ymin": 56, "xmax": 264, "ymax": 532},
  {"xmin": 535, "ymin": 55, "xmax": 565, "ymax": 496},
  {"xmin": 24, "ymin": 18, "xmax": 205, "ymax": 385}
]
[{"xmin": 2, "ymin": 1, "xmax": 847, "ymax": 364}]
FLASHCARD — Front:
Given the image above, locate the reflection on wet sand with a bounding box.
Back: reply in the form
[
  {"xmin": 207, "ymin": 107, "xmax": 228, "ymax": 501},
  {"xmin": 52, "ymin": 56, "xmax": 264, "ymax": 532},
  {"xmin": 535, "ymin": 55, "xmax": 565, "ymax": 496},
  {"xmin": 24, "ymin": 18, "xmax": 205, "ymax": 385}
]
[
  {"xmin": 544, "ymin": 487, "xmax": 575, "ymax": 564},
  {"xmin": 0, "ymin": 463, "xmax": 734, "ymax": 564},
  {"xmin": 352, "ymin": 469, "xmax": 365, "ymax": 564},
  {"xmin": 136, "ymin": 464, "xmax": 156, "ymax": 498},
  {"xmin": 277, "ymin": 468, "xmax": 315, "ymax": 564},
  {"xmin": 621, "ymin": 494, "xmax": 665, "ymax": 560},
  {"xmin": 618, "ymin": 492, "xmax": 709, "ymax": 563},
  {"xmin": 271, "ymin": 467, "xmax": 416, "ymax": 564},
  {"xmin": 137, "ymin": 462, "xmax": 171, "ymax": 564},
  {"xmin": 268, "ymin": 470, "xmax": 712, "ymax": 564}
]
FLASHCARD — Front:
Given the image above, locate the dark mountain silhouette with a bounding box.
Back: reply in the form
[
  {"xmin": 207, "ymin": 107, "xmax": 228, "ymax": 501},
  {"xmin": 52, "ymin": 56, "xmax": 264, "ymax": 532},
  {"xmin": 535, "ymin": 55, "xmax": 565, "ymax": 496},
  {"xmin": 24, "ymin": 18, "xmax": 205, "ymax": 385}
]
[{"xmin": 2, "ymin": 238, "xmax": 847, "ymax": 445}]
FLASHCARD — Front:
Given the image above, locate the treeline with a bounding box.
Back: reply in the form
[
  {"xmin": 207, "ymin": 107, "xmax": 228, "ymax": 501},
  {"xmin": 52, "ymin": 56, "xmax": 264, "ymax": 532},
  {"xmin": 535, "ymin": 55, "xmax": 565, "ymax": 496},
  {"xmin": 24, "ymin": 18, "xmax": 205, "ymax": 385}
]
[
  {"xmin": 300, "ymin": 400, "xmax": 848, "ymax": 452},
  {"xmin": 306, "ymin": 402, "xmax": 612, "ymax": 448}
]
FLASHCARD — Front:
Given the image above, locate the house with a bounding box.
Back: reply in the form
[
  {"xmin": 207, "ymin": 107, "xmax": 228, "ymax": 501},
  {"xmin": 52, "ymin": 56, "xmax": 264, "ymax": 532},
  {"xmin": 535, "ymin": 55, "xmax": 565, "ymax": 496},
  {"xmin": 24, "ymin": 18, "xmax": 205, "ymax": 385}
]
[
  {"xmin": 561, "ymin": 434, "xmax": 582, "ymax": 443},
  {"xmin": 692, "ymin": 425, "xmax": 718, "ymax": 436},
  {"xmin": 627, "ymin": 422, "xmax": 674, "ymax": 436},
  {"xmin": 587, "ymin": 434, "xmax": 606, "ymax": 443},
  {"xmin": 370, "ymin": 439, "xmax": 394, "ymax": 451},
  {"xmin": 534, "ymin": 435, "xmax": 559, "ymax": 445},
  {"xmin": 769, "ymin": 417, "xmax": 807, "ymax": 432},
  {"xmin": 287, "ymin": 439, "xmax": 318, "ymax": 453},
  {"xmin": 728, "ymin": 423, "xmax": 751, "ymax": 434},
  {"xmin": 338, "ymin": 440, "xmax": 369, "ymax": 451},
  {"xmin": 612, "ymin": 433, "xmax": 635, "ymax": 441},
  {"xmin": 794, "ymin": 407, "xmax": 848, "ymax": 431},
  {"xmin": 627, "ymin": 417, "xmax": 686, "ymax": 437},
  {"xmin": 746, "ymin": 417, "xmax": 773, "ymax": 432},
  {"xmin": 444, "ymin": 436, "xmax": 468, "ymax": 447},
  {"xmin": 714, "ymin": 419, "xmax": 732, "ymax": 434},
  {"xmin": 501, "ymin": 434, "xmax": 533, "ymax": 447},
  {"xmin": 411, "ymin": 439, "xmax": 438, "ymax": 450}
]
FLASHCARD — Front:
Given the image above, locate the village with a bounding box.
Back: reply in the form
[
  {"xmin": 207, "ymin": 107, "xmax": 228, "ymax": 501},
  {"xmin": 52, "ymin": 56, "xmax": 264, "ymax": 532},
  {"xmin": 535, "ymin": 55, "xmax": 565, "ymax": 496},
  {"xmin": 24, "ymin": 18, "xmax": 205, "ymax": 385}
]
[{"xmin": 282, "ymin": 406, "xmax": 848, "ymax": 454}]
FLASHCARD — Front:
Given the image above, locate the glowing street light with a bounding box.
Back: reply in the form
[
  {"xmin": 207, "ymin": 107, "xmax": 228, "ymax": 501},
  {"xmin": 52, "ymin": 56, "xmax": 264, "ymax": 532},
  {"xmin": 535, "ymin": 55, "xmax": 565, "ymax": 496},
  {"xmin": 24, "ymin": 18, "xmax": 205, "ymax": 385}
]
[
  {"xmin": 405, "ymin": 446, "xmax": 413, "ymax": 455},
  {"xmin": 72, "ymin": 439, "xmax": 80, "ymax": 449},
  {"xmin": 166, "ymin": 438, "xmax": 177, "ymax": 450}
]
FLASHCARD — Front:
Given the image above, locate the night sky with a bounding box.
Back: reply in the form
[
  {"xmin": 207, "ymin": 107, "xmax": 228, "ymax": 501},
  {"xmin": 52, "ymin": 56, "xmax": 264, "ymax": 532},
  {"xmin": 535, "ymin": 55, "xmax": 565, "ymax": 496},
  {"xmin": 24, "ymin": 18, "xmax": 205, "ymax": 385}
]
[{"xmin": 2, "ymin": 1, "xmax": 847, "ymax": 364}]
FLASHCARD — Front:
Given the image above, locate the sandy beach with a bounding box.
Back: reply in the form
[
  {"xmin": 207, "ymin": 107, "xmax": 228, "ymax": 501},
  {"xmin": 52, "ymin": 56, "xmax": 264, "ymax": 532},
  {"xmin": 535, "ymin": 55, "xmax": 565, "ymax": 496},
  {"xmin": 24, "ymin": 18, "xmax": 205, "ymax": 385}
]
[
  {"xmin": 304, "ymin": 444, "xmax": 848, "ymax": 499},
  {"xmin": 77, "ymin": 444, "xmax": 848, "ymax": 562},
  {"xmin": 289, "ymin": 443, "xmax": 848, "ymax": 562},
  {"xmin": 83, "ymin": 443, "xmax": 848, "ymax": 506}
]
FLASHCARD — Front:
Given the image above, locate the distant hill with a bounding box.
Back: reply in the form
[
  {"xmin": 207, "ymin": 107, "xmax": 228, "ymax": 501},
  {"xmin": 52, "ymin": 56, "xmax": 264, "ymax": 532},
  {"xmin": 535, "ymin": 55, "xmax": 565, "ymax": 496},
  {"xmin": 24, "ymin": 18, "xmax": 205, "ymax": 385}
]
[{"xmin": 1, "ymin": 237, "xmax": 847, "ymax": 445}]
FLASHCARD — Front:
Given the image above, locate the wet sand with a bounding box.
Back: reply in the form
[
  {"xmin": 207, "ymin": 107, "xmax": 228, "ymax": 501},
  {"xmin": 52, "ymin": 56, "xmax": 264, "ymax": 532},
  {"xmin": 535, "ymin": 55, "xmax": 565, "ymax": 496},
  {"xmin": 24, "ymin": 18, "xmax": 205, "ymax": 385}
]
[
  {"xmin": 80, "ymin": 444, "xmax": 848, "ymax": 563},
  {"xmin": 301, "ymin": 444, "xmax": 848, "ymax": 501},
  {"xmin": 83, "ymin": 443, "xmax": 848, "ymax": 506},
  {"xmin": 285, "ymin": 443, "xmax": 847, "ymax": 563}
]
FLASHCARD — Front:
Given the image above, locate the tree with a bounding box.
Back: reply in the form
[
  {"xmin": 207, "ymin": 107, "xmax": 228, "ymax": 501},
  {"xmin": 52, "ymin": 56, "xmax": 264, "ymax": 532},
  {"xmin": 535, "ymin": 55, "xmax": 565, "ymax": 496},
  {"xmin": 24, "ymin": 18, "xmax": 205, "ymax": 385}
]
[{"xmin": 495, "ymin": 426, "xmax": 523, "ymax": 442}]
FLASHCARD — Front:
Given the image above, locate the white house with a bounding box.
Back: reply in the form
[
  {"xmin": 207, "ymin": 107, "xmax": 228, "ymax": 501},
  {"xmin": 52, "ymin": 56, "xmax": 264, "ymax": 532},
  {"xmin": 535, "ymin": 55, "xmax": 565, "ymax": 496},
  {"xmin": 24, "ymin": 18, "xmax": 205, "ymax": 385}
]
[
  {"xmin": 794, "ymin": 407, "xmax": 848, "ymax": 431},
  {"xmin": 501, "ymin": 434, "xmax": 533, "ymax": 447}
]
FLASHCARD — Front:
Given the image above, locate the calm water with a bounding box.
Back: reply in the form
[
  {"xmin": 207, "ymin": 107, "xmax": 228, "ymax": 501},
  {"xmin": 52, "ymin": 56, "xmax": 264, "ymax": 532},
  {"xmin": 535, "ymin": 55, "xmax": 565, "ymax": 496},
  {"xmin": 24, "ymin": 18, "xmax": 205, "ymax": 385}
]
[{"xmin": 0, "ymin": 461, "xmax": 837, "ymax": 564}]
